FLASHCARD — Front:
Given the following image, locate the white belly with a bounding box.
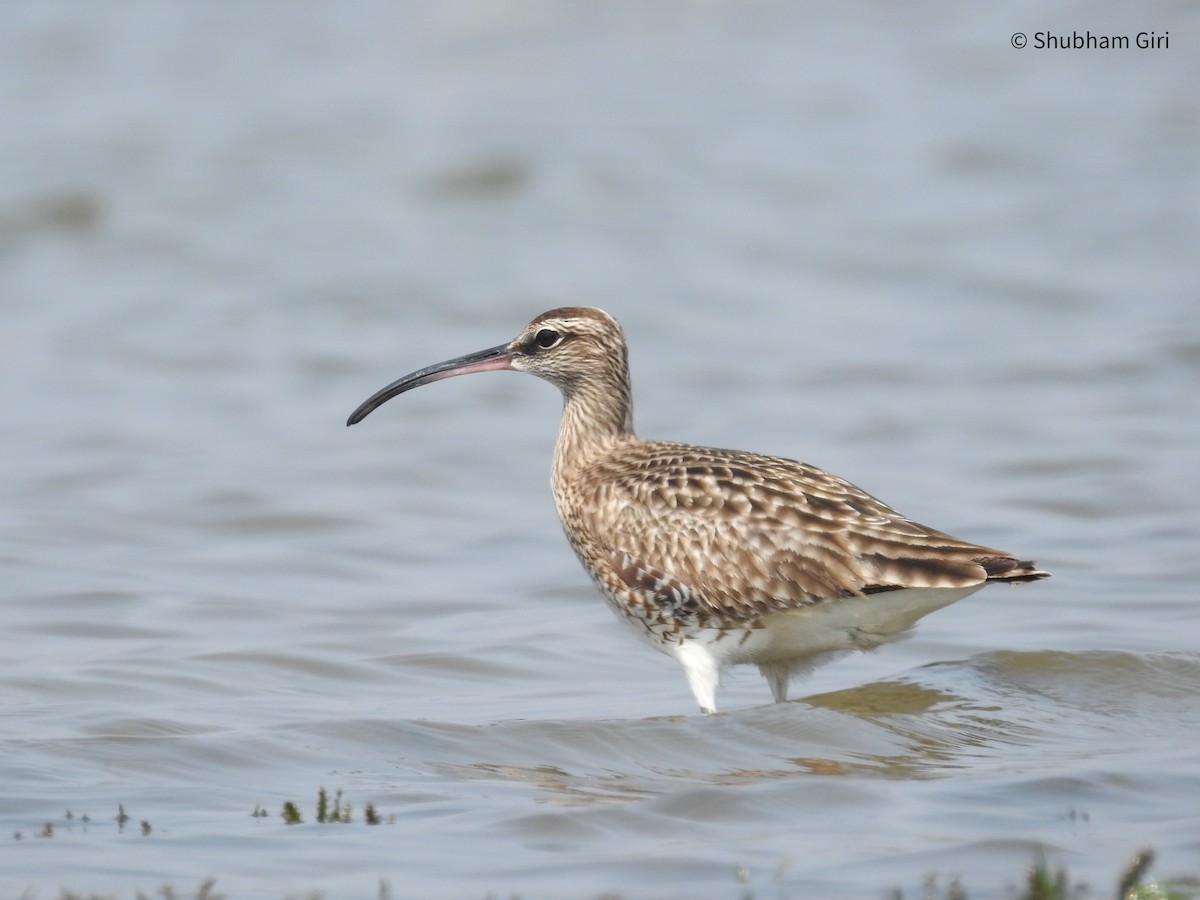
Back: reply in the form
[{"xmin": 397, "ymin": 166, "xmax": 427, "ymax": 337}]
[
  {"xmin": 726, "ymin": 584, "xmax": 983, "ymax": 666},
  {"xmin": 660, "ymin": 585, "xmax": 984, "ymax": 712}
]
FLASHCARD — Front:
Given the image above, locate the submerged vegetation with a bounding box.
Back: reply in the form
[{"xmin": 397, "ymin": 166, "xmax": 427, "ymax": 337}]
[
  {"xmin": 16, "ymin": 789, "xmax": 395, "ymax": 841},
  {"xmin": 279, "ymin": 786, "xmax": 392, "ymax": 826},
  {"xmin": 15, "ymin": 800, "xmax": 1197, "ymax": 900},
  {"xmin": 25, "ymin": 852, "xmax": 1200, "ymax": 900},
  {"xmin": 888, "ymin": 849, "xmax": 1198, "ymax": 900},
  {"xmin": 29, "ymin": 853, "xmax": 1200, "ymax": 900}
]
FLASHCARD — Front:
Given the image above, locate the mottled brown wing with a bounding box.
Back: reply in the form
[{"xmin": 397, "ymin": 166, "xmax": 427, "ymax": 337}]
[{"xmin": 577, "ymin": 441, "xmax": 1033, "ymax": 619}]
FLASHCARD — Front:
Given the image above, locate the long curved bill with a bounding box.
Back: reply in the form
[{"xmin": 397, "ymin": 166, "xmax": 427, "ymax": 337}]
[{"xmin": 346, "ymin": 342, "xmax": 515, "ymax": 425}]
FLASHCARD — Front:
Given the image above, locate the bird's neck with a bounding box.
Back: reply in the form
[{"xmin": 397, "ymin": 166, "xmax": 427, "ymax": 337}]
[{"xmin": 552, "ymin": 378, "xmax": 635, "ymax": 487}]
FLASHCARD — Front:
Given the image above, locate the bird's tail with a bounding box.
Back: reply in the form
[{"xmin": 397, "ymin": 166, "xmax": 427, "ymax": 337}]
[{"xmin": 979, "ymin": 557, "xmax": 1051, "ymax": 584}]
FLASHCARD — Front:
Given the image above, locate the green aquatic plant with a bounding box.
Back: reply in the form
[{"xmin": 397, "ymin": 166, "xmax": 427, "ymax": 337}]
[
  {"xmin": 137, "ymin": 878, "xmax": 224, "ymax": 900},
  {"xmin": 888, "ymin": 848, "xmax": 1198, "ymax": 900},
  {"xmin": 45, "ymin": 878, "xmax": 224, "ymax": 900},
  {"xmin": 316, "ymin": 786, "xmax": 328, "ymax": 822},
  {"xmin": 280, "ymin": 801, "xmax": 303, "ymax": 825},
  {"xmin": 13, "ymin": 845, "xmax": 1199, "ymax": 899},
  {"xmin": 275, "ymin": 786, "xmax": 397, "ymax": 827},
  {"xmin": 316, "ymin": 786, "xmax": 351, "ymax": 823},
  {"xmin": 1021, "ymin": 857, "xmax": 1081, "ymax": 900}
]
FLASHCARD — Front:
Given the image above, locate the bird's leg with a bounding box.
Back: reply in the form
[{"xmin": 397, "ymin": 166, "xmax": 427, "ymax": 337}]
[
  {"xmin": 758, "ymin": 663, "xmax": 791, "ymax": 704},
  {"xmin": 675, "ymin": 641, "xmax": 720, "ymax": 714}
]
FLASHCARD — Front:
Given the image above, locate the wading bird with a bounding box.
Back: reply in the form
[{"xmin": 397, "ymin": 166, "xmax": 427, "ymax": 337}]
[{"xmin": 348, "ymin": 307, "xmax": 1048, "ymax": 713}]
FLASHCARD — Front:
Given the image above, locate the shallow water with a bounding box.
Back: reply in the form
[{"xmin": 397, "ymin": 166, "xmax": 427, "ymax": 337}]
[{"xmin": 3, "ymin": 1, "xmax": 1199, "ymax": 897}]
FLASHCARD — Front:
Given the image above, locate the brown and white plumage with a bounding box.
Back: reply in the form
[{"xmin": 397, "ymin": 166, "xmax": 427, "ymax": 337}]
[{"xmin": 349, "ymin": 306, "xmax": 1048, "ymax": 713}]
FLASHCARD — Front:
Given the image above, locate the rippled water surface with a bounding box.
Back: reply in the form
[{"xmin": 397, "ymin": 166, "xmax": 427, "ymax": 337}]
[{"xmin": 3, "ymin": 1, "xmax": 1199, "ymax": 897}]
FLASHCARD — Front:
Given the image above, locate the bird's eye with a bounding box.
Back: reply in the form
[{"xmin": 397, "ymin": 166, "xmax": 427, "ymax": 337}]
[{"xmin": 533, "ymin": 329, "xmax": 562, "ymax": 349}]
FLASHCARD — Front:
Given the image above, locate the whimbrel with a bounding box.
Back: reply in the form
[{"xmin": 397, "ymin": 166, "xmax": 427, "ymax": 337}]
[{"xmin": 348, "ymin": 307, "xmax": 1048, "ymax": 713}]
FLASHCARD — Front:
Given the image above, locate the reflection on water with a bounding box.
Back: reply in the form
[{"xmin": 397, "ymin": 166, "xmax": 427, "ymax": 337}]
[
  {"xmin": 419, "ymin": 652, "xmax": 1200, "ymax": 805},
  {"xmin": 806, "ymin": 680, "xmax": 953, "ymax": 716}
]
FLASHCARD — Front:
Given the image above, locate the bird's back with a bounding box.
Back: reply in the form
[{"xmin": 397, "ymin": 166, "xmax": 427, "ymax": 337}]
[{"xmin": 556, "ymin": 437, "xmax": 1046, "ymax": 625}]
